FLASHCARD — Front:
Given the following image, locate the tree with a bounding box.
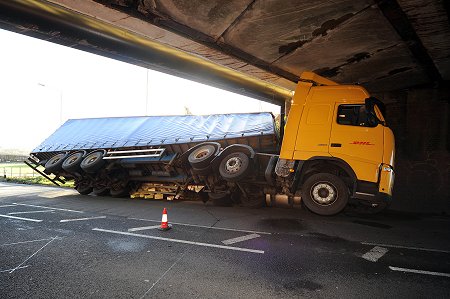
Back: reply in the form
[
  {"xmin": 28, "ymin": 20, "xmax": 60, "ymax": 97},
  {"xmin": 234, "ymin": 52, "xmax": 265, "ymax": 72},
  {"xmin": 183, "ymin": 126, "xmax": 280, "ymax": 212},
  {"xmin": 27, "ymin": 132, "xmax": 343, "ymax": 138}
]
[{"xmin": 184, "ymin": 106, "xmax": 192, "ymax": 115}]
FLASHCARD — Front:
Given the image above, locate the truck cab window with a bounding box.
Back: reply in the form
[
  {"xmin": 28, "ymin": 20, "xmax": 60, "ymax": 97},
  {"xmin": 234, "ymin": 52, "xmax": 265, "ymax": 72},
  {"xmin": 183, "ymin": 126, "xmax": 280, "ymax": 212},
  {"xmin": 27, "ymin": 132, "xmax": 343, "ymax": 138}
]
[{"xmin": 337, "ymin": 105, "xmax": 374, "ymax": 127}]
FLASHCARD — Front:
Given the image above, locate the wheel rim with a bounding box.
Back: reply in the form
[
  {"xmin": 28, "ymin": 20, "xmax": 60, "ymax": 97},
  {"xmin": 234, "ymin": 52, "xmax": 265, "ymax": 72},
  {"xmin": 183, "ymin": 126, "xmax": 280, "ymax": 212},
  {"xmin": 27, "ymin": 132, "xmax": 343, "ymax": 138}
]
[
  {"xmin": 310, "ymin": 181, "xmax": 338, "ymax": 206},
  {"xmin": 86, "ymin": 153, "xmax": 100, "ymax": 165},
  {"xmin": 67, "ymin": 154, "xmax": 81, "ymax": 165},
  {"xmin": 194, "ymin": 148, "xmax": 210, "ymax": 159},
  {"xmin": 50, "ymin": 155, "xmax": 63, "ymax": 165},
  {"xmin": 225, "ymin": 157, "xmax": 242, "ymax": 173}
]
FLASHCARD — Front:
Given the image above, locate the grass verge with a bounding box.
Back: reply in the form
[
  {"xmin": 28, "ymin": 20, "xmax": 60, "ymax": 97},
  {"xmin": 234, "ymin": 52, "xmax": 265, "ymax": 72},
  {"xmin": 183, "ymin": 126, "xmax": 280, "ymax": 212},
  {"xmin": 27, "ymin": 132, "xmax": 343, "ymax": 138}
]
[{"xmin": 0, "ymin": 176, "xmax": 74, "ymax": 188}]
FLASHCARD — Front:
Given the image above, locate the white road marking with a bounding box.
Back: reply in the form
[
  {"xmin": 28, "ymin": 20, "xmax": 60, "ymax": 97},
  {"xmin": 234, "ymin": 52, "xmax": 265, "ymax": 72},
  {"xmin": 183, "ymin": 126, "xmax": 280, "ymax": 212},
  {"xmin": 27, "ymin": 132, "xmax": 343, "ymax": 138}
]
[
  {"xmin": 0, "ymin": 214, "xmax": 42, "ymax": 222},
  {"xmin": 362, "ymin": 246, "xmax": 389, "ymax": 262},
  {"xmin": 222, "ymin": 233, "xmax": 261, "ymax": 245},
  {"xmin": 9, "ymin": 237, "xmax": 58, "ymax": 273},
  {"xmin": 12, "ymin": 203, "xmax": 83, "ymax": 213},
  {"xmin": 0, "ymin": 204, "xmax": 17, "ymax": 208},
  {"xmin": 93, "ymin": 228, "xmax": 264, "ymax": 254},
  {"xmin": 8, "ymin": 210, "xmax": 53, "ymax": 215},
  {"xmin": 128, "ymin": 217, "xmax": 271, "ymax": 235},
  {"xmin": 139, "ymin": 250, "xmax": 187, "ymax": 299},
  {"xmin": 60, "ymin": 216, "xmax": 106, "ymax": 223},
  {"xmin": 1, "ymin": 237, "xmax": 61, "ymax": 247},
  {"xmin": 128, "ymin": 225, "xmax": 161, "ymax": 232},
  {"xmin": 0, "ymin": 265, "xmax": 30, "ymax": 273},
  {"xmin": 389, "ymin": 266, "xmax": 450, "ymax": 278},
  {"xmin": 361, "ymin": 242, "xmax": 450, "ymax": 254}
]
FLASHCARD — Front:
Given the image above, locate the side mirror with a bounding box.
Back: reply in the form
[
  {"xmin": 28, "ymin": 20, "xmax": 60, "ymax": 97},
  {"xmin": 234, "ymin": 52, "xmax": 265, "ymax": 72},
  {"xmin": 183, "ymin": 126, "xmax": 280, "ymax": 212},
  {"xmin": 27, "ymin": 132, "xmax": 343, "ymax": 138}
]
[
  {"xmin": 365, "ymin": 97, "xmax": 375, "ymax": 113},
  {"xmin": 365, "ymin": 97, "xmax": 386, "ymax": 117},
  {"xmin": 365, "ymin": 98, "xmax": 379, "ymax": 127}
]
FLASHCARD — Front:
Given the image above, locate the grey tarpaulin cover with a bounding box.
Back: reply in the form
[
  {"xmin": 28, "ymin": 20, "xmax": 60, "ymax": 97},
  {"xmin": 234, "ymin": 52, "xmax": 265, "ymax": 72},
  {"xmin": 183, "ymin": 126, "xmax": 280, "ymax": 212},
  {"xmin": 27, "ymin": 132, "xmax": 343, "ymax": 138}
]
[{"xmin": 32, "ymin": 112, "xmax": 276, "ymax": 153}]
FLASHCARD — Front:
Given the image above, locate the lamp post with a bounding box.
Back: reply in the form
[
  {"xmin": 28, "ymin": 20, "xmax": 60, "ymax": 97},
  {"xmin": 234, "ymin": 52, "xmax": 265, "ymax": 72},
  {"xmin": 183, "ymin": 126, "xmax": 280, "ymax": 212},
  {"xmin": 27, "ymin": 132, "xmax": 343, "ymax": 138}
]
[
  {"xmin": 145, "ymin": 69, "xmax": 149, "ymax": 116},
  {"xmin": 38, "ymin": 83, "xmax": 63, "ymax": 124}
]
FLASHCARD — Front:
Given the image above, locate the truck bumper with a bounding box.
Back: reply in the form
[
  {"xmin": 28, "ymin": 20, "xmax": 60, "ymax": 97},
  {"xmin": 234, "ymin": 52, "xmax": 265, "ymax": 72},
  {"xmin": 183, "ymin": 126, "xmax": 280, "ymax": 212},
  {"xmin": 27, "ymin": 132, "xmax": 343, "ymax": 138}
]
[{"xmin": 378, "ymin": 164, "xmax": 394, "ymax": 196}]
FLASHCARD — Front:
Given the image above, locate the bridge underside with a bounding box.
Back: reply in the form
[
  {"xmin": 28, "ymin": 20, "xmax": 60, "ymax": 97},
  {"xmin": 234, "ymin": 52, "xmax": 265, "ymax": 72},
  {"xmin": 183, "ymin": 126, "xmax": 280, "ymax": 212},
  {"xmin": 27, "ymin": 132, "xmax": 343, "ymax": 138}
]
[
  {"xmin": 1, "ymin": 0, "xmax": 449, "ymax": 98},
  {"xmin": 0, "ymin": 0, "xmax": 448, "ymax": 213},
  {"xmin": 90, "ymin": 0, "xmax": 450, "ymax": 93}
]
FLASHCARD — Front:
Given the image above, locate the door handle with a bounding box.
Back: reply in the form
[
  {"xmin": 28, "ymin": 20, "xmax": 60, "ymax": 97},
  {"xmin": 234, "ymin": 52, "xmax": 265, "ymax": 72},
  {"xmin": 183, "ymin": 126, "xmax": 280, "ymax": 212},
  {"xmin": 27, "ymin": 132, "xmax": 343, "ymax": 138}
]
[{"xmin": 330, "ymin": 143, "xmax": 342, "ymax": 147}]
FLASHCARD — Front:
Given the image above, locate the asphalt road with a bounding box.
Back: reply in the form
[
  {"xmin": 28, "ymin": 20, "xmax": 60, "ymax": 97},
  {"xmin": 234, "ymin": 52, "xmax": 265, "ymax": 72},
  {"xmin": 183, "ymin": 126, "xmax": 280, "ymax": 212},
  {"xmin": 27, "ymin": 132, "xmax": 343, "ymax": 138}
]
[{"xmin": 0, "ymin": 182, "xmax": 449, "ymax": 298}]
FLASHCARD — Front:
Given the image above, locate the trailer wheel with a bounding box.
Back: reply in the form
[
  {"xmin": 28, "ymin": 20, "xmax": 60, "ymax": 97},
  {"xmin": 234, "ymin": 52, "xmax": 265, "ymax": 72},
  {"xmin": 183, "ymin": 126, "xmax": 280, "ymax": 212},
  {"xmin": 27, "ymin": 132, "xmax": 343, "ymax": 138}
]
[
  {"xmin": 74, "ymin": 178, "xmax": 92, "ymax": 195},
  {"xmin": 301, "ymin": 173, "xmax": 349, "ymax": 216},
  {"xmin": 76, "ymin": 184, "xmax": 93, "ymax": 195},
  {"xmin": 188, "ymin": 144, "xmax": 217, "ymax": 169},
  {"xmin": 62, "ymin": 152, "xmax": 84, "ymax": 172},
  {"xmin": 110, "ymin": 186, "xmax": 129, "ymax": 198},
  {"xmin": 239, "ymin": 184, "xmax": 265, "ymax": 208},
  {"xmin": 219, "ymin": 152, "xmax": 251, "ymax": 182},
  {"xmin": 208, "ymin": 192, "xmax": 232, "ymax": 207},
  {"xmin": 81, "ymin": 151, "xmax": 106, "ymax": 173},
  {"xmin": 44, "ymin": 153, "xmax": 67, "ymax": 173},
  {"xmin": 93, "ymin": 186, "xmax": 109, "ymax": 196},
  {"xmin": 192, "ymin": 165, "xmax": 213, "ymax": 176}
]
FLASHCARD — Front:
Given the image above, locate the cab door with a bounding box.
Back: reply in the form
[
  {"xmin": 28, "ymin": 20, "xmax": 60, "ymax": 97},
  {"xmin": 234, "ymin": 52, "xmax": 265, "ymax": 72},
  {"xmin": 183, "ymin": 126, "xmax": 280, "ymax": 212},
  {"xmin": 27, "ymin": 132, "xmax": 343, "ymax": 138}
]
[{"xmin": 328, "ymin": 103, "xmax": 384, "ymax": 183}]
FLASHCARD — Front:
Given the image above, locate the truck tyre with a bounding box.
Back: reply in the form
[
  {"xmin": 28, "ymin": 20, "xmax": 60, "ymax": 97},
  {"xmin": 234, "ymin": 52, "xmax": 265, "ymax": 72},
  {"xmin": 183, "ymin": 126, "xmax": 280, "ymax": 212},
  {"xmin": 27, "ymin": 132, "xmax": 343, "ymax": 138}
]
[
  {"xmin": 301, "ymin": 173, "xmax": 349, "ymax": 216},
  {"xmin": 239, "ymin": 184, "xmax": 265, "ymax": 208},
  {"xmin": 75, "ymin": 178, "xmax": 92, "ymax": 195},
  {"xmin": 44, "ymin": 153, "xmax": 67, "ymax": 173},
  {"xmin": 93, "ymin": 186, "xmax": 109, "ymax": 196},
  {"xmin": 81, "ymin": 151, "xmax": 106, "ymax": 173},
  {"xmin": 219, "ymin": 152, "xmax": 251, "ymax": 182},
  {"xmin": 188, "ymin": 144, "xmax": 216, "ymax": 169},
  {"xmin": 76, "ymin": 184, "xmax": 93, "ymax": 195},
  {"xmin": 62, "ymin": 152, "xmax": 84, "ymax": 172},
  {"xmin": 110, "ymin": 186, "xmax": 129, "ymax": 198},
  {"xmin": 192, "ymin": 165, "xmax": 213, "ymax": 176},
  {"xmin": 208, "ymin": 192, "xmax": 232, "ymax": 207}
]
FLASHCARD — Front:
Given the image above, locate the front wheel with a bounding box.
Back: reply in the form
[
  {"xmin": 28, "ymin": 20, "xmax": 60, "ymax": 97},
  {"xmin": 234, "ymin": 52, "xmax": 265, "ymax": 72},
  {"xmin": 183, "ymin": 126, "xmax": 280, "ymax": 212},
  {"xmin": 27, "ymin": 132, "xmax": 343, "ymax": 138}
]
[{"xmin": 301, "ymin": 173, "xmax": 349, "ymax": 216}]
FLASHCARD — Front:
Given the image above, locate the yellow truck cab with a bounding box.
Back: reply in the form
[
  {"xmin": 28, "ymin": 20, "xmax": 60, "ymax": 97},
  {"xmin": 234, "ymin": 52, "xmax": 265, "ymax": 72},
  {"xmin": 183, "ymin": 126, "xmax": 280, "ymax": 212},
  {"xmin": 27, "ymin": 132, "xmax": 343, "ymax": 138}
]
[{"xmin": 276, "ymin": 72, "xmax": 395, "ymax": 215}]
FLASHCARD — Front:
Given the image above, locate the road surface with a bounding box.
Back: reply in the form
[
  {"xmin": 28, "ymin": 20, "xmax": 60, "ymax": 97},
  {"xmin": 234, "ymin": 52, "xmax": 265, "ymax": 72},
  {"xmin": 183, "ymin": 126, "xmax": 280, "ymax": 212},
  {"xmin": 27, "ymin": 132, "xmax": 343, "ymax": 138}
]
[{"xmin": 0, "ymin": 182, "xmax": 449, "ymax": 298}]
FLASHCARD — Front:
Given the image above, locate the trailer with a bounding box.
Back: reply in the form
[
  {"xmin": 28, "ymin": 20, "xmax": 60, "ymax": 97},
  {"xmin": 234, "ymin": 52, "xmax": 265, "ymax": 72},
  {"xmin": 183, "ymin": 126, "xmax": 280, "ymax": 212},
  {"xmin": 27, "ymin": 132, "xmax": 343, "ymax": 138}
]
[
  {"xmin": 26, "ymin": 112, "xmax": 279, "ymax": 206},
  {"xmin": 27, "ymin": 72, "xmax": 396, "ymax": 215}
]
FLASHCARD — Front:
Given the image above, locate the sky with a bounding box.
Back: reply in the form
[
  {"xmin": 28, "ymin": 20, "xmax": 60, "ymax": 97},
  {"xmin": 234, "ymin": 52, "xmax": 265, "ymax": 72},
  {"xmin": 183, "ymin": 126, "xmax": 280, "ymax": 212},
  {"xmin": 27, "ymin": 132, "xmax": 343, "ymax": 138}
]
[{"xmin": 0, "ymin": 29, "xmax": 279, "ymax": 151}]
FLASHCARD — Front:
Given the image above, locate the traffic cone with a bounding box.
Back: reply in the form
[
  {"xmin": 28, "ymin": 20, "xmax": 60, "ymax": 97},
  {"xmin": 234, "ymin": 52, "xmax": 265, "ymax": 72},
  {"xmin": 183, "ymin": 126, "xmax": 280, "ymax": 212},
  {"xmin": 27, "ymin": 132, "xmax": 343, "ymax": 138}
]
[{"xmin": 159, "ymin": 208, "xmax": 172, "ymax": 231}]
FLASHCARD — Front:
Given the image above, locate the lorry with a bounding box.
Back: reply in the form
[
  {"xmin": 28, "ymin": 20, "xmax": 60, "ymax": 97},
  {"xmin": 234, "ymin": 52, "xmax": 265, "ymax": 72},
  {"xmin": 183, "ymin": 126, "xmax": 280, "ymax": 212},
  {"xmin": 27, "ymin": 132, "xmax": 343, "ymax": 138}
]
[{"xmin": 26, "ymin": 72, "xmax": 395, "ymax": 216}]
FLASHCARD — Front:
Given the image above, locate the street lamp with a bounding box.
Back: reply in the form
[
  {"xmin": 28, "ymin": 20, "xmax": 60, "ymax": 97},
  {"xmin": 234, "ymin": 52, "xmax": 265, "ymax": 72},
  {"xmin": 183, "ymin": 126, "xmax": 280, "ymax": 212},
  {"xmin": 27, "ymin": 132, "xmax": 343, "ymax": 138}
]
[
  {"xmin": 38, "ymin": 83, "xmax": 63, "ymax": 124},
  {"xmin": 145, "ymin": 69, "xmax": 149, "ymax": 116}
]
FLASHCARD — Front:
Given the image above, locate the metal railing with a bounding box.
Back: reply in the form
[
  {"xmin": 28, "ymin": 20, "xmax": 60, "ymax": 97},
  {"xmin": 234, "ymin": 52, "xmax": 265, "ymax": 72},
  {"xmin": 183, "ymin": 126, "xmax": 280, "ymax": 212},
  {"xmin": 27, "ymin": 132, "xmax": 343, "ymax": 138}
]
[{"xmin": 0, "ymin": 166, "xmax": 42, "ymax": 178}]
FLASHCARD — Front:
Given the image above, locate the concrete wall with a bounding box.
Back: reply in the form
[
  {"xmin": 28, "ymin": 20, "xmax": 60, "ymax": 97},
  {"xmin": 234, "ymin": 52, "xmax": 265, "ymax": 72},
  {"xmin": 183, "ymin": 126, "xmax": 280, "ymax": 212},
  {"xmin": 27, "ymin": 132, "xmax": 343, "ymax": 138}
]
[{"xmin": 377, "ymin": 88, "xmax": 449, "ymax": 214}]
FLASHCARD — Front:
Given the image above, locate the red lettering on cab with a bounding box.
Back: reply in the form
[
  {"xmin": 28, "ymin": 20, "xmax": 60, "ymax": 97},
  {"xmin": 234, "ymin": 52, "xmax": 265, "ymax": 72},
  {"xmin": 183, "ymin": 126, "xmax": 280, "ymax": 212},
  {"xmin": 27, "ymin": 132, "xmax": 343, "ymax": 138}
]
[{"xmin": 350, "ymin": 141, "xmax": 374, "ymax": 145}]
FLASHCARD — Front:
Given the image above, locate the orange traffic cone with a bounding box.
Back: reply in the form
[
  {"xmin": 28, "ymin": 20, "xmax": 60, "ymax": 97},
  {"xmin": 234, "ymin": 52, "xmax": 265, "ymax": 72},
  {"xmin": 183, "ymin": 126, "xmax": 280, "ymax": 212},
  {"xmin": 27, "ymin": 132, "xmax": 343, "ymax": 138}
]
[{"xmin": 159, "ymin": 208, "xmax": 172, "ymax": 231}]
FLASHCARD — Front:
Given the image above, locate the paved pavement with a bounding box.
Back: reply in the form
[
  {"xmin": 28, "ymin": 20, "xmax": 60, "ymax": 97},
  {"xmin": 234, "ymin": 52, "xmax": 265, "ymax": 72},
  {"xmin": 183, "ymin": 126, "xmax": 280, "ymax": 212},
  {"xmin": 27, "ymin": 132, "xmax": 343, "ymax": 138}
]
[{"xmin": 0, "ymin": 182, "xmax": 449, "ymax": 298}]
